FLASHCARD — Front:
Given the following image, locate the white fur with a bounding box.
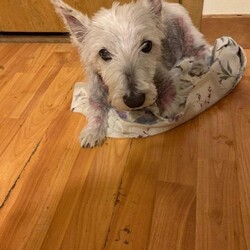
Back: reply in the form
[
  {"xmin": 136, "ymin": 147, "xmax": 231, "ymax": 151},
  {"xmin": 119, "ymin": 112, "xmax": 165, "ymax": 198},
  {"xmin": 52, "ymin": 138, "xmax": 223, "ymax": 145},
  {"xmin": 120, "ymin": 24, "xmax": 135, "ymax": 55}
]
[{"xmin": 52, "ymin": 0, "xmax": 211, "ymax": 147}]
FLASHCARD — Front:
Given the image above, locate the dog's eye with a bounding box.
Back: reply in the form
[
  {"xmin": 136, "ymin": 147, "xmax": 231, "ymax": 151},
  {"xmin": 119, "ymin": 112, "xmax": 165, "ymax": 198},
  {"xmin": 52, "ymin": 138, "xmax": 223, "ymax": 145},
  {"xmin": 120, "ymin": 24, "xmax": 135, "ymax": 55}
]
[
  {"xmin": 141, "ymin": 40, "xmax": 152, "ymax": 53},
  {"xmin": 99, "ymin": 49, "xmax": 112, "ymax": 61}
]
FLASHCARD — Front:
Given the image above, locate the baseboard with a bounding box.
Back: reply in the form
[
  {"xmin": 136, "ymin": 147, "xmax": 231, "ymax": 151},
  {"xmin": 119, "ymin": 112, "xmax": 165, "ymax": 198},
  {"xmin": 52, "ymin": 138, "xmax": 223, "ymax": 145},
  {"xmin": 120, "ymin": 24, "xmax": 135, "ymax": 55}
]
[
  {"xmin": 0, "ymin": 32, "xmax": 70, "ymax": 43},
  {"xmin": 201, "ymin": 15, "xmax": 250, "ymax": 48}
]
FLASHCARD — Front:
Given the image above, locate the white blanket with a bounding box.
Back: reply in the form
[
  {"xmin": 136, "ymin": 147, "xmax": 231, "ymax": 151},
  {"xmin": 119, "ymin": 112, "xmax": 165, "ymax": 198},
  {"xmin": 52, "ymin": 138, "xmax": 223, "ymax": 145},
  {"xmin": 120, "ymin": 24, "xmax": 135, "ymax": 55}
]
[{"xmin": 71, "ymin": 37, "xmax": 247, "ymax": 138}]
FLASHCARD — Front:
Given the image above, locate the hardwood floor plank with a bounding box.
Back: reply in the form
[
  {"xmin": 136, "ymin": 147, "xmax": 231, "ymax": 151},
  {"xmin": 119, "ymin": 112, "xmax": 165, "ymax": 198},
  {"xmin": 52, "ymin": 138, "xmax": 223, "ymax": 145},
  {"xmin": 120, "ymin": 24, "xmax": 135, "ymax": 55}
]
[
  {"xmin": 195, "ymin": 79, "xmax": 248, "ymax": 249},
  {"xmin": 0, "ymin": 44, "xmax": 24, "ymax": 69},
  {"xmin": 244, "ymin": 50, "xmax": 250, "ymax": 76},
  {"xmin": 0, "ymin": 44, "xmax": 40, "ymax": 83},
  {"xmin": 231, "ymin": 76, "xmax": 250, "ymax": 249},
  {"xmin": 158, "ymin": 120, "xmax": 199, "ymax": 187},
  {"xmin": 0, "ymin": 48, "xmax": 78, "ymax": 159},
  {"xmin": 0, "ymin": 44, "xmax": 24, "ymax": 77},
  {"xmin": 0, "ymin": 63, "xmax": 82, "ymax": 205},
  {"xmin": 201, "ymin": 16, "xmax": 250, "ymax": 49},
  {"xmin": 0, "ymin": 109, "xmax": 84, "ymax": 249},
  {"xmin": 197, "ymin": 98, "xmax": 235, "ymax": 162},
  {"xmin": 15, "ymin": 44, "xmax": 58, "ymax": 72},
  {"xmin": 196, "ymin": 158, "xmax": 248, "ymax": 250},
  {"xmin": 59, "ymin": 139, "xmax": 132, "ymax": 250},
  {"xmin": 0, "ymin": 48, "xmax": 78, "ymax": 119},
  {"xmin": 0, "ymin": 44, "xmax": 8, "ymax": 54},
  {"xmin": 19, "ymin": 50, "xmax": 82, "ymax": 120},
  {"xmin": 0, "ymin": 118, "xmax": 24, "ymax": 157},
  {"xmin": 0, "ymin": 44, "xmax": 34, "ymax": 103},
  {"xmin": 148, "ymin": 182, "xmax": 196, "ymax": 250},
  {"xmin": 0, "ymin": 44, "xmax": 249, "ymax": 250},
  {"xmin": 0, "ymin": 72, "xmax": 36, "ymax": 118},
  {"xmin": 39, "ymin": 146, "xmax": 98, "ymax": 249},
  {"xmin": 104, "ymin": 136, "xmax": 164, "ymax": 250}
]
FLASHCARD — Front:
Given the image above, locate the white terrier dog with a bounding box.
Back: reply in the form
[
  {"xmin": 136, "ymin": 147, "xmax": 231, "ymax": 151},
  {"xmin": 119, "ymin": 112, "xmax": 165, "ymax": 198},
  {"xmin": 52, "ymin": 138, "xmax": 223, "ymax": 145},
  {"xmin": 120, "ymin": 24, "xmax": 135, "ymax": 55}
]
[{"xmin": 52, "ymin": 0, "xmax": 211, "ymax": 147}]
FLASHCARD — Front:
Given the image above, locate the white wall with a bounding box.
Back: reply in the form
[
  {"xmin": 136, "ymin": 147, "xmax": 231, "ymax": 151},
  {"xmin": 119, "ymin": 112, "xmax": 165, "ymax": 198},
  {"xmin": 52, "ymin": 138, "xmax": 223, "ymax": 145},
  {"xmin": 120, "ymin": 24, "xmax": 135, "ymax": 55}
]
[{"xmin": 203, "ymin": 0, "xmax": 250, "ymax": 15}]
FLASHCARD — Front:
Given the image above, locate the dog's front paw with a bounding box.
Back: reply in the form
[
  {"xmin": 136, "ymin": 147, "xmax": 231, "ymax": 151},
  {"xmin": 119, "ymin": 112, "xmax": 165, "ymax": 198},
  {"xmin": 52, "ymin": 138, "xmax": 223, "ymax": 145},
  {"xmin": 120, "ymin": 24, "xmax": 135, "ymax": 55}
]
[
  {"xmin": 79, "ymin": 126, "xmax": 107, "ymax": 148},
  {"xmin": 176, "ymin": 57, "xmax": 209, "ymax": 77},
  {"xmin": 158, "ymin": 79, "xmax": 189, "ymax": 120},
  {"xmin": 189, "ymin": 61, "xmax": 209, "ymax": 77}
]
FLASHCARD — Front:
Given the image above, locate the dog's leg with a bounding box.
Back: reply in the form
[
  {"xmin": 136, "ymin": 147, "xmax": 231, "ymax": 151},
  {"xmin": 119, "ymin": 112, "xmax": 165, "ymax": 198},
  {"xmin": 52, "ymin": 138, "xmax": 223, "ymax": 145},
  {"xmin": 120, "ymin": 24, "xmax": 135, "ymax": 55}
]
[
  {"xmin": 79, "ymin": 73, "xmax": 109, "ymax": 148},
  {"xmin": 157, "ymin": 3, "xmax": 212, "ymax": 118},
  {"xmin": 162, "ymin": 3, "xmax": 212, "ymax": 76},
  {"xmin": 176, "ymin": 11, "xmax": 212, "ymax": 76},
  {"xmin": 187, "ymin": 45, "xmax": 212, "ymax": 77},
  {"xmin": 155, "ymin": 64, "xmax": 193, "ymax": 119}
]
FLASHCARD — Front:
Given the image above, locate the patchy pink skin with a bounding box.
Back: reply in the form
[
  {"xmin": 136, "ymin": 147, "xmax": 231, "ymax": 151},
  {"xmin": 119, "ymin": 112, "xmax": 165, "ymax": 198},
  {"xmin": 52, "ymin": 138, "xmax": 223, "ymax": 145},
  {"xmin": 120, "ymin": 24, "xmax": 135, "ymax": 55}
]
[
  {"xmin": 178, "ymin": 18, "xmax": 194, "ymax": 48},
  {"xmin": 89, "ymin": 98, "xmax": 102, "ymax": 109},
  {"xmin": 196, "ymin": 48, "xmax": 206, "ymax": 59},
  {"xmin": 160, "ymin": 83, "xmax": 176, "ymax": 107},
  {"xmin": 93, "ymin": 116, "xmax": 103, "ymax": 125},
  {"xmin": 176, "ymin": 17, "xmax": 207, "ymax": 59},
  {"xmin": 54, "ymin": 0, "xmax": 211, "ymax": 147}
]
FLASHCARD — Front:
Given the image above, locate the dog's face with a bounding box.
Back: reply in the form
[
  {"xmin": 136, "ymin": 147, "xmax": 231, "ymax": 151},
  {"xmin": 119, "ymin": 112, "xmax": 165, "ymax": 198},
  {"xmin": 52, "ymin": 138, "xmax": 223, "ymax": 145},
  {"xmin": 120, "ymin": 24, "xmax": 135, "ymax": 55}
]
[{"xmin": 53, "ymin": 0, "xmax": 164, "ymax": 111}]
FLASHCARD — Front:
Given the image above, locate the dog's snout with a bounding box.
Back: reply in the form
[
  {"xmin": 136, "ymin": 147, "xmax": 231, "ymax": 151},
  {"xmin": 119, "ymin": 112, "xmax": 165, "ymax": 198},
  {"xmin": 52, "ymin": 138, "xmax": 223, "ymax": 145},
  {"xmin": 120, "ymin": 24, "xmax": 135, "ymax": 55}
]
[{"xmin": 123, "ymin": 92, "xmax": 145, "ymax": 108}]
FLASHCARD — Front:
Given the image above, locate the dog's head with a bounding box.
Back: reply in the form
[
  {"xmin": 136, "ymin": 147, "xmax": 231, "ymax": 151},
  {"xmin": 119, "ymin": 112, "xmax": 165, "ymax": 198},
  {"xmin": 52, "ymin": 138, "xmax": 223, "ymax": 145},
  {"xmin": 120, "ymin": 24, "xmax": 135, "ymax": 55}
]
[{"xmin": 52, "ymin": 0, "xmax": 164, "ymax": 110}]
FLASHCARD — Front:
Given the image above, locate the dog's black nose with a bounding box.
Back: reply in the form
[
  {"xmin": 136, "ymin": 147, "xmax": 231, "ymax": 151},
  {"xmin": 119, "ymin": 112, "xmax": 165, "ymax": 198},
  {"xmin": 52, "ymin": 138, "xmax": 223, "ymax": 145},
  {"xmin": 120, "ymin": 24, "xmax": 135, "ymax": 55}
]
[{"xmin": 123, "ymin": 92, "xmax": 145, "ymax": 108}]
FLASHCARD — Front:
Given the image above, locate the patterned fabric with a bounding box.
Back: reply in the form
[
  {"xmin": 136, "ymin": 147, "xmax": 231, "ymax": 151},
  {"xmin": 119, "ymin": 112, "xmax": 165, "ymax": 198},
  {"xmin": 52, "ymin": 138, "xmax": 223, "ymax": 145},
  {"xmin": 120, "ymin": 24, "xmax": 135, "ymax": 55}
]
[{"xmin": 71, "ymin": 37, "xmax": 247, "ymax": 138}]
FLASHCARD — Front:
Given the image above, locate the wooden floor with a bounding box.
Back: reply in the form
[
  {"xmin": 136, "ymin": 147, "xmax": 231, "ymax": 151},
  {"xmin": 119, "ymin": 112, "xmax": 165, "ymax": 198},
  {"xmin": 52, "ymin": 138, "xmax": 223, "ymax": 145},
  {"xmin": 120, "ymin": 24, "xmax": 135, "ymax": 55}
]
[
  {"xmin": 202, "ymin": 15, "xmax": 250, "ymax": 49},
  {"xmin": 0, "ymin": 42, "xmax": 249, "ymax": 250}
]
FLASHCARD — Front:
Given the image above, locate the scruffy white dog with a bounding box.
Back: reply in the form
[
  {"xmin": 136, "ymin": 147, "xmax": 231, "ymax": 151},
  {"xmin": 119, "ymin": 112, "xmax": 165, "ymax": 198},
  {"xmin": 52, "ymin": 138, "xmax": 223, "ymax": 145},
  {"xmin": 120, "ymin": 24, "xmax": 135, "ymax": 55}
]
[{"xmin": 52, "ymin": 0, "xmax": 210, "ymax": 147}]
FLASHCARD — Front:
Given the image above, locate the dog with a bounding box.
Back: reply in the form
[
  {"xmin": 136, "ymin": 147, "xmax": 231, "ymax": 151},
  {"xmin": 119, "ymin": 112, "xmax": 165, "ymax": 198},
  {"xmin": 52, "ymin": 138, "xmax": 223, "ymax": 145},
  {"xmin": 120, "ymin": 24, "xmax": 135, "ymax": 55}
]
[{"xmin": 52, "ymin": 0, "xmax": 211, "ymax": 147}]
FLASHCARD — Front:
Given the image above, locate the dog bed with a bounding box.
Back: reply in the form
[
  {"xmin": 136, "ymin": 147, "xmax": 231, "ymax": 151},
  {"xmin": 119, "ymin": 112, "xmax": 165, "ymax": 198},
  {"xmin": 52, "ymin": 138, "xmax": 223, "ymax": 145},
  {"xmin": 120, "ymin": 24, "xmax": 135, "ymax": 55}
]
[{"xmin": 71, "ymin": 37, "xmax": 247, "ymax": 138}]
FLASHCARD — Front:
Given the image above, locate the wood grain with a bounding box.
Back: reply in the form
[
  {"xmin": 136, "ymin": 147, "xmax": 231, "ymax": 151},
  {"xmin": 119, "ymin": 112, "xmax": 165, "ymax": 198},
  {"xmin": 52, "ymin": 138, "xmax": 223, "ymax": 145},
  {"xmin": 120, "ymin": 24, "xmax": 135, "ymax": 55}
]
[
  {"xmin": 245, "ymin": 50, "xmax": 250, "ymax": 75},
  {"xmin": 197, "ymin": 99, "xmax": 235, "ymax": 162},
  {"xmin": 148, "ymin": 182, "xmax": 196, "ymax": 250},
  {"xmin": 0, "ymin": 0, "xmax": 200, "ymax": 32},
  {"xmin": 158, "ymin": 121, "xmax": 199, "ymax": 186},
  {"xmin": 59, "ymin": 139, "xmax": 131, "ymax": 250},
  {"xmin": 0, "ymin": 45, "xmax": 83, "ymax": 206},
  {"xmin": 0, "ymin": 43, "xmax": 249, "ymax": 249},
  {"xmin": 182, "ymin": 0, "xmax": 204, "ymax": 29},
  {"xmin": 0, "ymin": 109, "xmax": 84, "ymax": 249},
  {"xmin": 104, "ymin": 136, "xmax": 164, "ymax": 249},
  {"xmin": 0, "ymin": 118, "xmax": 23, "ymax": 156},
  {"xmin": 0, "ymin": 0, "xmax": 63, "ymax": 32},
  {"xmin": 231, "ymin": 76, "xmax": 250, "ymax": 250},
  {"xmin": 201, "ymin": 15, "xmax": 250, "ymax": 49},
  {"xmin": 196, "ymin": 158, "xmax": 248, "ymax": 250}
]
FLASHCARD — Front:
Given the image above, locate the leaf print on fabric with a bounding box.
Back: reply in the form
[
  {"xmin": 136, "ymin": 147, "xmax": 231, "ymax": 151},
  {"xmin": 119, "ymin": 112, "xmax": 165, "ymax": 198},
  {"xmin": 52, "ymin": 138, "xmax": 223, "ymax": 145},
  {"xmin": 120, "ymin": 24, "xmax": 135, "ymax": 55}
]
[
  {"xmin": 116, "ymin": 111, "xmax": 128, "ymax": 120},
  {"xmin": 215, "ymin": 60, "xmax": 238, "ymax": 87},
  {"xmin": 71, "ymin": 37, "xmax": 247, "ymax": 139},
  {"xmin": 193, "ymin": 86, "xmax": 213, "ymax": 110}
]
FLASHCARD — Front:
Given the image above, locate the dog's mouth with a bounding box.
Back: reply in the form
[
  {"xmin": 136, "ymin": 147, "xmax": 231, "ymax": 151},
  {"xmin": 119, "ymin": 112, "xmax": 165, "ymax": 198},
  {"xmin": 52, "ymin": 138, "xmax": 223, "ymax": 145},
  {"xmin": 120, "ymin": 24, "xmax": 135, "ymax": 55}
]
[{"xmin": 96, "ymin": 72, "xmax": 157, "ymax": 111}]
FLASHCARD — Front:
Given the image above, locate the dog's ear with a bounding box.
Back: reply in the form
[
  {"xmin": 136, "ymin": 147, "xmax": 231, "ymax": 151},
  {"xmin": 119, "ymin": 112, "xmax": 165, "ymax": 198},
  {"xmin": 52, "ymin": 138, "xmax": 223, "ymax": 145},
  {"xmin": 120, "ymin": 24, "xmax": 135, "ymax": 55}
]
[
  {"xmin": 146, "ymin": 0, "xmax": 162, "ymax": 16},
  {"xmin": 51, "ymin": 0, "xmax": 91, "ymax": 45}
]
